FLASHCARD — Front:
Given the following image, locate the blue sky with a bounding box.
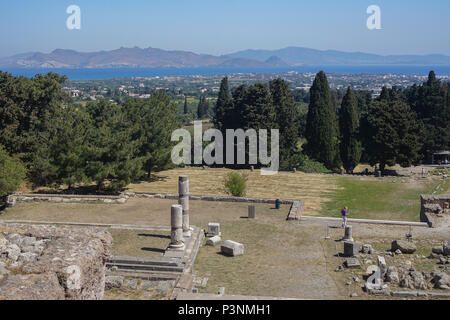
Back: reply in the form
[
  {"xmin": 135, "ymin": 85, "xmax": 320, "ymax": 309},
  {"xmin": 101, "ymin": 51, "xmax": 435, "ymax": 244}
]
[{"xmin": 0, "ymin": 0, "xmax": 449, "ymax": 57}]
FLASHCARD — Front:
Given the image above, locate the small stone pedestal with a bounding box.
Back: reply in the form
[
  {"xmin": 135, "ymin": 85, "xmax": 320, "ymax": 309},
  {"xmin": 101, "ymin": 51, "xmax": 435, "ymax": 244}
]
[
  {"xmin": 344, "ymin": 241, "xmax": 359, "ymax": 257},
  {"xmin": 343, "ymin": 226, "xmax": 354, "ymax": 242},
  {"xmin": 248, "ymin": 206, "xmax": 256, "ymax": 219},
  {"xmin": 207, "ymin": 223, "xmax": 221, "ymax": 237}
]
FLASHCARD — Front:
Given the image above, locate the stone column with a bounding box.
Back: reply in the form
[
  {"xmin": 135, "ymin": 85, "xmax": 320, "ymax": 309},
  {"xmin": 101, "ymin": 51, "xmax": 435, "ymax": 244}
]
[
  {"xmin": 178, "ymin": 176, "xmax": 191, "ymax": 237},
  {"xmin": 343, "ymin": 226, "xmax": 354, "ymax": 242},
  {"xmin": 169, "ymin": 205, "xmax": 185, "ymax": 250}
]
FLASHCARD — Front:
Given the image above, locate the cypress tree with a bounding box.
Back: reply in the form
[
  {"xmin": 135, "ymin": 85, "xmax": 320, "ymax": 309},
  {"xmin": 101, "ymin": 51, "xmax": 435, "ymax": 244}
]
[
  {"xmin": 269, "ymin": 78, "xmax": 300, "ymax": 170},
  {"xmin": 408, "ymin": 71, "xmax": 449, "ymax": 159},
  {"xmin": 305, "ymin": 71, "xmax": 340, "ymax": 170},
  {"xmin": 213, "ymin": 77, "xmax": 233, "ymax": 131},
  {"xmin": 339, "ymin": 87, "xmax": 362, "ymax": 172},
  {"xmin": 197, "ymin": 95, "xmax": 210, "ymax": 119},
  {"xmin": 183, "ymin": 97, "xmax": 188, "ymax": 114}
]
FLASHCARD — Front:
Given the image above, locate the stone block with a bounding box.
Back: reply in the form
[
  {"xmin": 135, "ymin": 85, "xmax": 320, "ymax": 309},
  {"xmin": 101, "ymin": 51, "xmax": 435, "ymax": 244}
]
[
  {"xmin": 207, "ymin": 223, "xmax": 221, "ymax": 237},
  {"xmin": 221, "ymin": 240, "xmax": 244, "ymax": 257},
  {"xmin": 392, "ymin": 291, "xmax": 417, "ymax": 298},
  {"xmin": 105, "ymin": 276, "xmax": 124, "ymax": 290},
  {"xmin": 444, "ymin": 243, "xmax": 450, "ymax": 256},
  {"xmin": 206, "ymin": 236, "xmax": 221, "ymax": 247},
  {"xmin": 343, "ymin": 241, "xmax": 359, "ymax": 257},
  {"xmin": 377, "ymin": 256, "xmax": 387, "ymax": 276},
  {"xmin": 391, "ymin": 240, "xmax": 417, "ymax": 254},
  {"xmin": 432, "ymin": 246, "xmax": 444, "ymax": 255}
]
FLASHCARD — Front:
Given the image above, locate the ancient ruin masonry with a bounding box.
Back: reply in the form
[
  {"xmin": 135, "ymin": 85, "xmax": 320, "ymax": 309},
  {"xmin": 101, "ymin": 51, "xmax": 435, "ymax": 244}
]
[
  {"xmin": 0, "ymin": 223, "xmax": 112, "ymax": 300},
  {"xmin": 420, "ymin": 194, "xmax": 450, "ymax": 227}
]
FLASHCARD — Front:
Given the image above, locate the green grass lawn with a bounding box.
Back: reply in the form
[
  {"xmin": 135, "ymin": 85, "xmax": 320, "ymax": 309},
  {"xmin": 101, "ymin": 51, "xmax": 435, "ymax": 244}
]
[{"xmin": 321, "ymin": 176, "xmax": 449, "ymax": 222}]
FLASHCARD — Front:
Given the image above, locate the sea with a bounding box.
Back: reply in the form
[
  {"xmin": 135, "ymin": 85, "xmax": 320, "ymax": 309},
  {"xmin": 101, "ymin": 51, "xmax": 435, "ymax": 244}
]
[{"xmin": 2, "ymin": 65, "xmax": 450, "ymax": 80}]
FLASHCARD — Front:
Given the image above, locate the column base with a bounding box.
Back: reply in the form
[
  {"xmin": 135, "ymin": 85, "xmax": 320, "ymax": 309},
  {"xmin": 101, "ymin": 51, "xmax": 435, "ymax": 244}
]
[
  {"xmin": 183, "ymin": 230, "xmax": 192, "ymax": 238},
  {"xmin": 168, "ymin": 243, "xmax": 185, "ymax": 251}
]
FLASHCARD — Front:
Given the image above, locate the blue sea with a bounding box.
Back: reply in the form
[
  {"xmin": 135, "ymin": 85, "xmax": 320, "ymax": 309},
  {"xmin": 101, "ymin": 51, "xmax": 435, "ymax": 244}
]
[{"xmin": 2, "ymin": 65, "xmax": 450, "ymax": 80}]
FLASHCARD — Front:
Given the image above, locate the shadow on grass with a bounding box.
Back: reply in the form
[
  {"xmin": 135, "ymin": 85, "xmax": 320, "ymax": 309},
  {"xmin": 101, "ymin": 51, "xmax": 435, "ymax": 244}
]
[
  {"xmin": 32, "ymin": 185, "xmax": 122, "ymax": 196},
  {"xmin": 141, "ymin": 247, "xmax": 166, "ymax": 254},
  {"xmin": 132, "ymin": 174, "xmax": 169, "ymax": 184},
  {"xmin": 138, "ymin": 233, "xmax": 171, "ymax": 240},
  {"xmin": 215, "ymin": 252, "xmax": 233, "ymax": 257}
]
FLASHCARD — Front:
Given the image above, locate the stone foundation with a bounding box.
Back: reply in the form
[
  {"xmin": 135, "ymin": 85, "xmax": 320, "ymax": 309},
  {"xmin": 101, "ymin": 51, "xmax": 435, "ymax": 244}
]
[
  {"xmin": 0, "ymin": 223, "xmax": 112, "ymax": 300},
  {"xmin": 420, "ymin": 194, "xmax": 450, "ymax": 228},
  {"xmin": 7, "ymin": 193, "xmax": 128, "ymax": 207},
  {"xmin": 124, "ymin": 192, "xmax": 305, "ymax": 221}
]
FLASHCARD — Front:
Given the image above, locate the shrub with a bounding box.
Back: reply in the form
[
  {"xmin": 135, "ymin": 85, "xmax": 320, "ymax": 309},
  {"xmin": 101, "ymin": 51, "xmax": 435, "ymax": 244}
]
[
  {"xmin": 224, "ymin": 172, "xmax": 248, "ymax": 197},
  {"xmin": 0, "ymin": 145, "xmax": 26, "ymax": 197},
  {"xmin": 298, "ymin": 158, "xmax": 331, "ymax": 174}
]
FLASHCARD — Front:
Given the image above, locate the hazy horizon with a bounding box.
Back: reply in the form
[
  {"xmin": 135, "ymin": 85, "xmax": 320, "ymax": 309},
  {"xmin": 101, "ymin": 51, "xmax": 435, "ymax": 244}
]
[
  {"xmin": 3, "ymin": 45, "xmax": 450, "ymax": 60},
  {"xmin": 1, "ymin": 0, "xmax": 449, "ymax": 58}
]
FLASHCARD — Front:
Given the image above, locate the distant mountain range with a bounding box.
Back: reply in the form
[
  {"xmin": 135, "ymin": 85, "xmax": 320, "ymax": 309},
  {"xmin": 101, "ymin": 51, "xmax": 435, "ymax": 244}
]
[{"xmin": 1, "ymin": 46, "xmax": 450, "ymax": 69}]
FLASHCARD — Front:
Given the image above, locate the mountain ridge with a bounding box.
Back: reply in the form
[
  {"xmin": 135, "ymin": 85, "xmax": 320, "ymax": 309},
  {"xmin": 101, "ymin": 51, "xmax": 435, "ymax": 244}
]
[{"xmin": 1, "ymin": 46, "xmax": 449, "ymax": 69}]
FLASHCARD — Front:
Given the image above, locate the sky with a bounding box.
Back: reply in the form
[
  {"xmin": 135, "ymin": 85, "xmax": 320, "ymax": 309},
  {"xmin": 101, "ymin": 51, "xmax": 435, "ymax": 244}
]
[{"xmin": 0, "ymin": 0, "xmax": 449, "ymax": 58}]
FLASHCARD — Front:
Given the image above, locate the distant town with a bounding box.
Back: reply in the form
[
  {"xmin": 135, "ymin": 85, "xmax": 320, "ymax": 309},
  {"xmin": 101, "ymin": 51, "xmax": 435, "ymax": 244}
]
[{"xmin": 63, "ymin": 71, "xmax": 450, "ymax": 104}]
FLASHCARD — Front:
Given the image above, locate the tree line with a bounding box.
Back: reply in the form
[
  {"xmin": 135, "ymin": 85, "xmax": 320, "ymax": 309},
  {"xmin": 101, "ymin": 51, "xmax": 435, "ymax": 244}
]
[
  {"xmin": 0, "ymin": 69, "xmax": 448, "ymax": 197},
  {"xmin": 0, "ymin": 71, "xmax": 179, "ymax": 194},
  {"xmin": 213, "ymin": 71, "xmax": 449, "ymax": 173}
]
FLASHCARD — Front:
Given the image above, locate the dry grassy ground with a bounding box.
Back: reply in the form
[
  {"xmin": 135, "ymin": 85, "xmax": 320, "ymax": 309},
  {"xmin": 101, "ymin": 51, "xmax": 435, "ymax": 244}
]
[
  {"xmin": 321, "ymin": 221, "xmax": 450, "ymax": 299},
  {"xmin": 110, "ymin": 229, "xmax": 170, "ymax": 258},
  {"xmin": 1, "ymin": 198, "xmax": 449, "ymax": 299},
  {"xmin": 128, "ymin": 167, "xmax": 337, "ymax": 215}
]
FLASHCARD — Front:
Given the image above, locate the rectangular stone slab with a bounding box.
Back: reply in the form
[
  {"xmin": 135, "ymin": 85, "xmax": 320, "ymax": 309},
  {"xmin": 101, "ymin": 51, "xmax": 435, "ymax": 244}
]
[
  {"xmin": 221, "ymin": 240, "xmax": 244, "ymax": 257},
  {"xmin": 345, "ymin": 258, "xmax": 361, "ymax": 269}
]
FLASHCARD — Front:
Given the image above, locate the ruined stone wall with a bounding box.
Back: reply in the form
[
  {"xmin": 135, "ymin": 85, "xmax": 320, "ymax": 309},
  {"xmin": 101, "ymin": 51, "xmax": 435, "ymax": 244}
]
[
  {"xmin": 420, "ymin": 195, "xmax": 450, "ymax": 228},
  {"xmin": 6, "ymin": 194, "xmax": 127, "ymax": 207},
  {"xmin": 0, "ymin": 223, "xmax": 112, "ymax": 300}
]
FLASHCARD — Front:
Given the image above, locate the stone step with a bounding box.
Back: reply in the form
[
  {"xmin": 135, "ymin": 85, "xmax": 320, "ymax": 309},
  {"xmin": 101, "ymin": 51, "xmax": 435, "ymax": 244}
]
[
  {"xmin": 108, "ymin": 256, "xmax": 180, "ymax": 267},
  {"xmin": 106, "ymin": 262, "xmax": 184, "ymax": 273},
  {"xmin": 106, "ymin": 270, "xmax": 180, "ymax": 281}
]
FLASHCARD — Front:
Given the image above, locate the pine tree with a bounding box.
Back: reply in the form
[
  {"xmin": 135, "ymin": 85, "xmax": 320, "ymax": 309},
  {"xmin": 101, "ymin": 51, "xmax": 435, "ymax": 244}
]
[
  {"xmin": 84, "ymin": 100, "xmax": 144, "ymax": 191},
  {"xmin": 364, "ymin": 97, "xmax": 423, "ymax": 172},
  {"xmin": 126, "ymin": 92, "xmax": 180, "ymax": 179},
  {"xmin": 29, "ymin": 105, "xmax": 90, "ymax": 189},
  {"xmin": 305, "ymin": 71, "xmax": 340, "ymax": 170},
  {"xmin": 269, "ymin": 78, "xmax": 300, "ymax": 170},
  {"xmin": 339, "ymin": 87, "xmax": 362, "ymax": 172},
  {"xmin": 241, "ymin": 83, "xmax": 276, "ymax": 130}
]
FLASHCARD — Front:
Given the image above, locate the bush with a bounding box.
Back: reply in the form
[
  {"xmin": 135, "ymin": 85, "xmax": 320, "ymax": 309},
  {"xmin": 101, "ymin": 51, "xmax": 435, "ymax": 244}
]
[
  {"xmin": 298, "ymin": 158, "xmax": 331, "ymax": 174},
  {"xmin": 0, "ymin": 145, "xmax": 26, "ymax": 197},
  {"xmin": 224, "ymin": 172, "xmax": 248, "ymax": 197}
]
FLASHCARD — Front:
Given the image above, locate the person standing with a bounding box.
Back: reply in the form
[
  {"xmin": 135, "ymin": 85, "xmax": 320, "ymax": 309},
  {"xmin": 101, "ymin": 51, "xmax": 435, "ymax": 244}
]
[{"xmin": 341, "ymin": 207, "xmax": 349, "ymax": 228}]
